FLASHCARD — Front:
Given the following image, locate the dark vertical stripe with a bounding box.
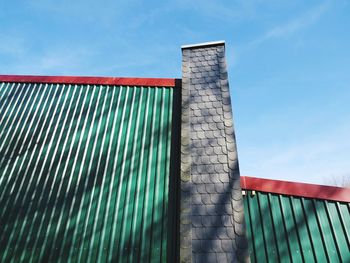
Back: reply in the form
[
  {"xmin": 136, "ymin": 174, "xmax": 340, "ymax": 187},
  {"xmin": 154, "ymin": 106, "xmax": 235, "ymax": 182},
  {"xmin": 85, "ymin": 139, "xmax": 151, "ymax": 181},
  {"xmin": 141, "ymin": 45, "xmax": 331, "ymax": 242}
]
[
  {"xmin": 244, "ymin": 192, "xmax": 350, "ymax": 263},
  {"xmin": 0, "ymin": 83, "xmax": 174, "ymax": 262}
]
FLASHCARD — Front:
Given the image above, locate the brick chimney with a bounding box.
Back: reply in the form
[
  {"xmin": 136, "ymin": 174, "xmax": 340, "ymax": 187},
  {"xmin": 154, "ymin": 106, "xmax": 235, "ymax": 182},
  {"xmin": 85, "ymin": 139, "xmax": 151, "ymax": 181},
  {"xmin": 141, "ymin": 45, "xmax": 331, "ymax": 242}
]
[{"xmin": 180, "ymin": 41, "xmax": 249, "ymax": 263}]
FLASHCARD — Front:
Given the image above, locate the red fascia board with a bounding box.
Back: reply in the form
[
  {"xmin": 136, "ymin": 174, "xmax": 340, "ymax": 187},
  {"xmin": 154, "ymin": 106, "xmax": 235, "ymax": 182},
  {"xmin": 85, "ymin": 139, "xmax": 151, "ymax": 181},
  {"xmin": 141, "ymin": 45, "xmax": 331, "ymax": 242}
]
[
  {"xmin": 241, "ymin": 176, "xmax": 350, "ymax": 203},
  {"xmin": 0, "ymin": 75, "xmax": 178, "ymax": 87}
]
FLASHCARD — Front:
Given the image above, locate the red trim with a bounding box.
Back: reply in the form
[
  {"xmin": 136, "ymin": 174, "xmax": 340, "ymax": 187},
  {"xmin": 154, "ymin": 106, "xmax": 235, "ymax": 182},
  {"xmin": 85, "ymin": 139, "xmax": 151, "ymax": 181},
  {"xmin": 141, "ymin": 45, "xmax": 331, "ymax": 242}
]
[
  {"xmin": 241, "ymin": 176, "xmax": 350, "ymax": 203},
  {"xmin": 0, "ymin": 75, "xmax": 177, "ymax": 87}
]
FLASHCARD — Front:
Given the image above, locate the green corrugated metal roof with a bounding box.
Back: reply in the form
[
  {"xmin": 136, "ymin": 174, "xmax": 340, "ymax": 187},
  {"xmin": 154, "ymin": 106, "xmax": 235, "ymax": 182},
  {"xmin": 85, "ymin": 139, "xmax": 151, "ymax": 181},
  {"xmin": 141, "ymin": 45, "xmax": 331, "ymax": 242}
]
[
  {"xmin": 243, "ymin": 190, "xmax": 350, "ymax": 263},
  {"xmin": 0, "ymin": 82, "xmax": 174, "ymax": 262}
]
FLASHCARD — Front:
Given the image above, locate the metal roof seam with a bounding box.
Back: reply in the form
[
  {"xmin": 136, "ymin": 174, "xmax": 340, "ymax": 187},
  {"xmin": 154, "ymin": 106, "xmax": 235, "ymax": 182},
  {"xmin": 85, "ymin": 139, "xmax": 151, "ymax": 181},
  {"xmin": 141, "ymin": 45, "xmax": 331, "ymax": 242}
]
[
  {"xmin": 0, "ymin": 83, "xmax": 174, "ymax": 262},
  {"xmin": 244, "ymin": 190, "xmax": 350, "ymax": 262}
]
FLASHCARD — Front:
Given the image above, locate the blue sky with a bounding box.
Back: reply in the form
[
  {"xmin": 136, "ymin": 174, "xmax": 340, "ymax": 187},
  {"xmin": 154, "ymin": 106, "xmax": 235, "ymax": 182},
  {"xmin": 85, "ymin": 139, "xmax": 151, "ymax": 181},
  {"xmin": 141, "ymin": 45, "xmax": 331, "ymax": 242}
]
[{"xmin": 1, "ymin": 0, "xmax": 350, "ymax": 186}]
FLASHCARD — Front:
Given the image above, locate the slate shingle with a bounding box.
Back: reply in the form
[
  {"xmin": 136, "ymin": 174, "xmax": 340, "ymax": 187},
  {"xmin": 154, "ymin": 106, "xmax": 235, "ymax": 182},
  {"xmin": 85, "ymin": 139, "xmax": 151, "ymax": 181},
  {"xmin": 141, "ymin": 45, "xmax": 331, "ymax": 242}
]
[{"xmin": 181, "ymin": 42, "xmax": 249, "ymax": 263}]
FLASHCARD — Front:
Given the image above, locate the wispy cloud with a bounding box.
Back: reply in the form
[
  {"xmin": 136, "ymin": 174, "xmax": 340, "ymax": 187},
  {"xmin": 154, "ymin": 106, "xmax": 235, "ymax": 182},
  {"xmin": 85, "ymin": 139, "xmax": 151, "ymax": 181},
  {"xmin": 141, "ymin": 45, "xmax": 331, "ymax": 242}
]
[
  {"xmin": 1, "ymin": 46, "xmax": 93, "ymax": 75},
  {"xmin": 239, "ymin": 122, "xmax": 350, "ymax": 185},
  {"xmin": 174, "ymin": 0, "xmax": 260, "ymax": 21},
  {"xmin": 247, "ymin": 1, "xmax": 331, "ymax": 48},
  {"xmin": 28, "ymin": 0, "xmax": 134, "ymax": 24},
  {"xmin": 0, "ymin": 34, "xmax": 27, "ymax": 58}
]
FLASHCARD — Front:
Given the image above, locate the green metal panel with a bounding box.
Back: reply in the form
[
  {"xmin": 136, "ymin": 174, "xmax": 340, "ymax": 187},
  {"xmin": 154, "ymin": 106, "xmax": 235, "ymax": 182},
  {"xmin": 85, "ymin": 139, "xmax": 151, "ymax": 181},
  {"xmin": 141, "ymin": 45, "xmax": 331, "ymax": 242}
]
[
  {"xmin": 244, "ymin": 190, "xmax": 350, "ymax": 263},
  {"xmin": 0, "ymin": 82, "xmax": 174, "ymax": 262}
]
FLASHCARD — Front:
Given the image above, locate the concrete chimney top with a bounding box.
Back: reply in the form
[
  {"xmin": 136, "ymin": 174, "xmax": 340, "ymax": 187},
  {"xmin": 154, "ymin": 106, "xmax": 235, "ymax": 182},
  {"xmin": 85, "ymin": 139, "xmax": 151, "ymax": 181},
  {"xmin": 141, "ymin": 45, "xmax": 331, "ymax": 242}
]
[{"xmin": 181, "ymin": 40, "xmax": 225, "ymax": 49}]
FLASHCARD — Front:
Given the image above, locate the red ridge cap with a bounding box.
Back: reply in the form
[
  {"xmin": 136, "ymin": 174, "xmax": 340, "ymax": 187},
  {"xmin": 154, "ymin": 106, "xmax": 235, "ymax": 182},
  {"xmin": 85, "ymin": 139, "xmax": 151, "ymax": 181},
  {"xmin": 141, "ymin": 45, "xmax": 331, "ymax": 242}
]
[
  {"xmin": 241, "ymin": 176, "xmax": 350, "ymax": 203},
  {"xmin": 0, "ymin": 74, "xmax": 177, "ymax": 87}
]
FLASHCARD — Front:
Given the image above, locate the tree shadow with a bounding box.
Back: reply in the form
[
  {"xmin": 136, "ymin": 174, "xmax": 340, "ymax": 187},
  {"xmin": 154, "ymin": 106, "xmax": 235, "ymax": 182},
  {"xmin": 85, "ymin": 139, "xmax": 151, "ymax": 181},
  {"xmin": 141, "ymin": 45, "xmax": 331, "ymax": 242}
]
[
  {"xmin": 181, "ymin": 46, "xmax": 249, "ymax": 262},
  {"xmin": 244, "ymin": 189, "xmax": 350, "ymax": 262},
  {"xmin": 0, "ymin": 84, "xmax": 177, "ymax": 263}
]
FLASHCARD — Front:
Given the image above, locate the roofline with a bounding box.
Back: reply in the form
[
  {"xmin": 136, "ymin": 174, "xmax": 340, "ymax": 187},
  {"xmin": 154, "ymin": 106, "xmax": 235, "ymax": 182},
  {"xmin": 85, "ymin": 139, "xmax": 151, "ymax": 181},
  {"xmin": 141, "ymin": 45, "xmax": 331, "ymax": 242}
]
[
  {"xmin": 241, "ymin": 176, "xmax": 350, "ymax": 203},
  {"xmin": 0, "ymin": 74, "xmax": 179, "ymax": 87},
  {"xmin": 181, "ymin": 40, "xmax": 225, "ymax": 49}
]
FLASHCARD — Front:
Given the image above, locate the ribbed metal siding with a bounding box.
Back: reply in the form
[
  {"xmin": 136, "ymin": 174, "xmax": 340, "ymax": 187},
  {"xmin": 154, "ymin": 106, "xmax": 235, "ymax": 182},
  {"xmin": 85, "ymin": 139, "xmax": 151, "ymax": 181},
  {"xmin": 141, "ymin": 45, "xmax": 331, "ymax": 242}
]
[
  {"xmin": 0, "ymin": 82, "xmax": 173, "ymax": 262},
  {"xmin": 244, "ymin": 190, "xmax": 350, "ymax": 263}
]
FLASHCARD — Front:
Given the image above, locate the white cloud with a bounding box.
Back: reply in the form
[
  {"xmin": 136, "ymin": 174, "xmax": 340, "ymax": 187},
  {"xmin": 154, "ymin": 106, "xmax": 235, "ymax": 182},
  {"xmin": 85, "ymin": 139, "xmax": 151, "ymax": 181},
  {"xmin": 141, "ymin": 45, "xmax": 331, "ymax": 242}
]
[
  {"xmin": 239, "ymin": 123, "xmax": 350, "ymax": 186},
  {"xmin": 1, "ymin": 46, "xmax": 94, "ymax": 75},
  {"xmin": 246, "ymin": 1, "xmax": 331, "ymax": 48},
  {"xmin": 0, "ymin": 34, "xmax": 27, "ymax": 57},
  {"xmin": 174, "ymin": 0, "xmax": 260, "ymax": 21}
]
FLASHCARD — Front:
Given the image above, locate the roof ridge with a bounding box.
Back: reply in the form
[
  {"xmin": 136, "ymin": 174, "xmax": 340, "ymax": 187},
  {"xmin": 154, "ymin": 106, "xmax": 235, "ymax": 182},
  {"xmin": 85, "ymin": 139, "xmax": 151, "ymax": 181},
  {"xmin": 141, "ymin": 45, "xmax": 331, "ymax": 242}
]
[
  {"xmin": 0, "ymin": 74, "xmax": 178, "ymax": 87},
  {"xmin": 241, "ymin": 176, "xmax": 350, "ymax": 203}
]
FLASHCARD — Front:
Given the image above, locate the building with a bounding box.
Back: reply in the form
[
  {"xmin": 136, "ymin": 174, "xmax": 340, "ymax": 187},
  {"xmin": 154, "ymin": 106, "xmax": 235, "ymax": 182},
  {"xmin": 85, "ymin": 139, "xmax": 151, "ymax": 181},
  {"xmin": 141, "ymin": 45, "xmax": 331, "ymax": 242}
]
[
  {"xmin": 0, "ymin": 41, "xmax": 349, "ymax": 262},
  {"xmin": 242, "ymin": 176, "xmax": 350, "ymax": 262}
]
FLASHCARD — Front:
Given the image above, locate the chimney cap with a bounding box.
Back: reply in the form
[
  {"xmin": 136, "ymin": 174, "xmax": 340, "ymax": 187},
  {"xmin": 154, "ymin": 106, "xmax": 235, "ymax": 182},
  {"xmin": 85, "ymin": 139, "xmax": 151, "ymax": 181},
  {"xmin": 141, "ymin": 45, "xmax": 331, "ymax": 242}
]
[{"xmin": 181, "ymin": 40, "xmax": 225, "ymax": 49}]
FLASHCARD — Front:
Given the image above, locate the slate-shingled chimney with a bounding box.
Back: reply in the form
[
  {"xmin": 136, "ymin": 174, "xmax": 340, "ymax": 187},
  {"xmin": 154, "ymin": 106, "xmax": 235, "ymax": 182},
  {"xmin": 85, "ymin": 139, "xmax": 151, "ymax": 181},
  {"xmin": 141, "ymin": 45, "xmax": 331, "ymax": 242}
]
[{"xmin": 180, "ymin": 41, "xmax": 250, "ymax": 263}]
